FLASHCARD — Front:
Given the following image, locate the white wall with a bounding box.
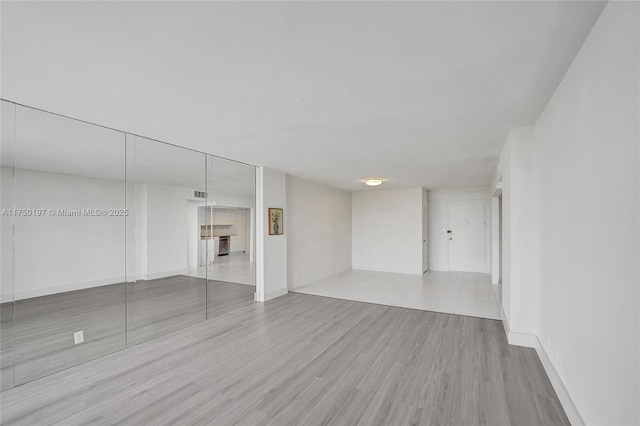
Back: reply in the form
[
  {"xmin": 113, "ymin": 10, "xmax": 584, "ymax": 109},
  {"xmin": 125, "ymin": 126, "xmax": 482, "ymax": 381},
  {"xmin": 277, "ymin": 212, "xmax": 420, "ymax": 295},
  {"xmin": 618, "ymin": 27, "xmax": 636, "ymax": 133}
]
[
  {"xmin": 1, "ymin": 167, "xmax": 15, "ymax": 302},
  {"xmin": 141, "ymin": 183, "xmax": 195, "ymax": 279},
  {"xmin": 0, "ymin": 104, "xmax": 16, "ymax": 303},
  {"xmin": 499, "ymin": 127, "xmax": 538, "ymax": 337},
  {"xmin": 532, "ymin": 2, "xmax": 639, "ymax": 424},
  {"xmin": 3, "ymin": 168, "xmax": 204, "ymax": 298},
  {"xmin": 134, "ymin": 183, "xmax": 148, "ymax": 277},
  {"xmin": 428, "ymin": 187, "xmax": 491, "ymax": 272},
  {"xmin": 286, "ymin": 175, "xmax": 351, "ymax": 290},
  {"xmin": 210, "ymin": 189, "xmax": 255, "ymax": 209},
  {"xmin": 255, "ymin": 167, "xmax": 287, "ymax": 301},
  {"xmin": 186, "ymin": 200, "xmax": 199, "ymax": 268},
  {"xmin": 352, "ymin": 187, "xmax": 423, "ymax": 275},
  {"xmin": 11, "ymin": 169, "xmax": 125, "ymax": 299}
]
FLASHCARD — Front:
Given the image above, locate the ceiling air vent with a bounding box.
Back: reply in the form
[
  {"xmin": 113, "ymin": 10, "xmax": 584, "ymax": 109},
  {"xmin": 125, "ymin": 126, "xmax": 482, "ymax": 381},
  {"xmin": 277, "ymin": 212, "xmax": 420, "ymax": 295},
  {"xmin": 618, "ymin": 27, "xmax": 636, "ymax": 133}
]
[{"xmin": 194, "ymin": 190, "xmax": 207, "ymax": 199}]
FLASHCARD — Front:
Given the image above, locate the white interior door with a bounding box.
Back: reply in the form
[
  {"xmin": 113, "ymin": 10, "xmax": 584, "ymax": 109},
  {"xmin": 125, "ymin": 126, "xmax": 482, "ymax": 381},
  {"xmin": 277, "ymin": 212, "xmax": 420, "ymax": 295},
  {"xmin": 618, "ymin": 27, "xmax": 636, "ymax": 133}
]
[{"xmin": 448, "ymin": 200, "xmax": 486, "ymax": 272}]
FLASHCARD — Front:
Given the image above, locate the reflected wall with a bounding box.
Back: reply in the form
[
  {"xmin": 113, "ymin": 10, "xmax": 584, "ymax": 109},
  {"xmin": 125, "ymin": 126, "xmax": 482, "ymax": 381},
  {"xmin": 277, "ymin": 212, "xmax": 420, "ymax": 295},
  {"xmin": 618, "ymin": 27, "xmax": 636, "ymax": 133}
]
[
  {"xmin": 0, "ymin": 101, "xmax": 256, "ymax": 389},
  {"xmin": 1, "ymin": 101, "xmax": 16, "ymax": 391},
  {"xmin": 8, "ymin": 104, "xmax": 127, "ymax": 386},
  {"xmin": 127, "ymin": 136, "xmax": 207, "ymax": 345},
  {"xmin": 205, "ymin": 154, "xmax": 256, "ymax": 319}
]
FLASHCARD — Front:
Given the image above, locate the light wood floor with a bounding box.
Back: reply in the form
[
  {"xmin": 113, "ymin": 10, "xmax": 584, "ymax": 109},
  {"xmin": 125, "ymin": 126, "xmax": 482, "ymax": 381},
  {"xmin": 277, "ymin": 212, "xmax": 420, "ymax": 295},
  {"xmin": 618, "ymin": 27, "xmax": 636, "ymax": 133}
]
[
  {"xmin": 1, "ymin": 277, "xmax": 254, "ymax": 389},
  {"xmin": 0, "ymin": 293, "xmax": 569, "ymax": 425},
  {"xmin": 0, "ymin": 301, "xmax": 14, "ymax": 391}
]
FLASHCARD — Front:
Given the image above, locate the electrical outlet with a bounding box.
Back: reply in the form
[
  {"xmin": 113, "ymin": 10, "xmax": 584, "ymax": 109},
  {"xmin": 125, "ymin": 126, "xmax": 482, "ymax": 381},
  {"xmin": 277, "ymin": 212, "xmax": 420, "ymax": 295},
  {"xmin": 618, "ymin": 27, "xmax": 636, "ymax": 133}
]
[{"xmin": 73, "ymin": 330, "xmax": 84, "ymax": 345}]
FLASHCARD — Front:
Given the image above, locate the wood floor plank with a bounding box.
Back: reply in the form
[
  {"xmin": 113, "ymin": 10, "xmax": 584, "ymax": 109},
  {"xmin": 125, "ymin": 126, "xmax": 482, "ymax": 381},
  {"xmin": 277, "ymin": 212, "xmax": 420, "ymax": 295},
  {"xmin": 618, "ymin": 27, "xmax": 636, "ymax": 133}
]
[
  {"xmin": 13, "ymin": 283, "xmax": 127, "ymax": 386},
  {"xmin": 0, "ymin": 301, "xmax": 15, "ymax": 391},
  {"xmin": 5, "ymin": 276, "xmax": 254, "ymax": 387},
  {"xmin": 0, "ymin": 293, "xmax": 569, "ymax": 426}
]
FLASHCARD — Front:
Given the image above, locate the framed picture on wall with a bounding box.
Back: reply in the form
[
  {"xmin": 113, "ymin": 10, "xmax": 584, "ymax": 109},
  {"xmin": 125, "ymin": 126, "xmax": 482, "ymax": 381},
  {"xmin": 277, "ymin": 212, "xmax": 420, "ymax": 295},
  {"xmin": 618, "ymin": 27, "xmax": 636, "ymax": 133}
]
[{"xmin": 268, "ymin": 208, "xmax": 283, "ymax": 235}]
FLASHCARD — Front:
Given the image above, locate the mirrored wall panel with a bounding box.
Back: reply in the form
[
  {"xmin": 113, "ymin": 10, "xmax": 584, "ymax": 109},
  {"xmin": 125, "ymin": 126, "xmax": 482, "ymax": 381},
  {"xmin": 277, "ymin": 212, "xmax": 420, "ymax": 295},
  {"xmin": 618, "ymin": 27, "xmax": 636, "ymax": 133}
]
[
  {"xmin": 204, "ymin": 155, "xmax": 256, "ymax": 319},
  {"xmin": 127, "ymin": 136, "xmax": 207, "ymax": 345},
  {"xmin": 11, "ymin": 105, "xmax": 127, "ymax": 385},
  {"xmin": 0, "ymin": 101, "xmax": 257, "ymax": 390},
  {"xmin": 1, "ymin": 100, "xmax": 16, "ymax": 391}
]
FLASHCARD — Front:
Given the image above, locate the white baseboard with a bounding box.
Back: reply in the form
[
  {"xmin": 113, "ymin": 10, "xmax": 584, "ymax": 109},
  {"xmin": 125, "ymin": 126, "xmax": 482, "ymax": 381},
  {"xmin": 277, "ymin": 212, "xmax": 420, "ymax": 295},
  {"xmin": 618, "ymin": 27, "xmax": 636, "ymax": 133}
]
[
  {"xmin": 6, "ymin": 269, "xmax": 194, "ymax": 302},
  {"xmin": 351, "ymin": 266, "xmax": 424, "ymax": 275},
  {"xmin": 507, "ymin": 330, "xmax": 537, "ymax": 348},
  {"xmin": 498, "ymin": 303, "xmax": 584, "ymax": 425},
  {"xmin": 11, "ymin": 275, "xmax": 126, "ymax": 301},
  {"xmin": 141, "ymin": 269, "xmax": 189, "ymax": 281},
  {"xmin": 497, "ymin": 299, "xmax": 536, "ymax": 348},
  {"xmin": 534, "ymin": 337, "xmax": 585, "ymax": 425},
  {"xmin": 255, "ymin": 287, "xmax": 288, "ymax": 302}
]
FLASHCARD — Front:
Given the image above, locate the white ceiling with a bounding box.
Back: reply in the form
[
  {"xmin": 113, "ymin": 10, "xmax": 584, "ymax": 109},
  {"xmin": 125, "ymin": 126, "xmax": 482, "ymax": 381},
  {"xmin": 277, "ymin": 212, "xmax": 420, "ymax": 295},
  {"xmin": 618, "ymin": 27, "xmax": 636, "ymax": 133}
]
[
  {"xmin": 0, "ymin": 1, "xmax": 606, "ymax": 191},
  {"xmin": 1, "ymin": 102, "xmax": 256, "ymax": 203}
]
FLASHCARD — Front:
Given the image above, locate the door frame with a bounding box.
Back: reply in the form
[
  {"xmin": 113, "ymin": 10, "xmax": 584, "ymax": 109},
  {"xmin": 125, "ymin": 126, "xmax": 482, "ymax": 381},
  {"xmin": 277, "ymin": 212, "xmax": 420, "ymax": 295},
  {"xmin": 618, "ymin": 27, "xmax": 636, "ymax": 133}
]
[{"xmin": 491, "ymin": 188, "xmax": 503, "ymax": 284}]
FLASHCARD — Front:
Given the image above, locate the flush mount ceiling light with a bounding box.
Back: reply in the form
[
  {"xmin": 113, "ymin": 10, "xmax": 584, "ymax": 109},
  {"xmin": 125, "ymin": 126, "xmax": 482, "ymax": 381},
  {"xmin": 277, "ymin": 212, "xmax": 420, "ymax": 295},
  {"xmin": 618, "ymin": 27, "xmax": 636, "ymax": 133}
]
[{"xmin": 364, "ymin": 178, "xmax": 384, "ymax": 186}]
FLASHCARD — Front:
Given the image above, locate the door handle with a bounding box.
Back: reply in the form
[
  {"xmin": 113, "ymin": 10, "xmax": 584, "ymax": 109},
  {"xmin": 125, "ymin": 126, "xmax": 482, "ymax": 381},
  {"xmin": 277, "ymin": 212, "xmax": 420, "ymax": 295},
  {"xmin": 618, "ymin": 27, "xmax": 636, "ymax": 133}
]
[{"xmin": 446, "ymin": 230, "xmax": 452, "ymax": 234}]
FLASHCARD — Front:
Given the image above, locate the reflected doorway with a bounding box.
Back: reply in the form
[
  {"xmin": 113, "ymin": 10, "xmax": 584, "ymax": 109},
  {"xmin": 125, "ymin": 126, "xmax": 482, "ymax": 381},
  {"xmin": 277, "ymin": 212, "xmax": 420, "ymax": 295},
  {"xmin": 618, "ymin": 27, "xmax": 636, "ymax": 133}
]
[{"xmin": 188, "ymin": 206, "xmax": 255, "ymax": 287}]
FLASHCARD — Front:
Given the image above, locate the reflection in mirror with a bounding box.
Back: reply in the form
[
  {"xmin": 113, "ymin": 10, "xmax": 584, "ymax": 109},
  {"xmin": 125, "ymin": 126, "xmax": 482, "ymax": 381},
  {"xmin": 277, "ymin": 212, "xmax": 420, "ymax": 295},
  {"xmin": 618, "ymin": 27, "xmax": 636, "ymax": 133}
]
[
  {"xmin": 1, "ymin": 101, "xmax": 16, "ymax": 391},
  {"xmin": 10, "ymin": 105, "xmax": 127, "ymax": 385},
  {"xmin": 129, "ymin": 136, "xmax": 207, "ymax": 344},
  {"xmin": 202, "ymin": 155, "xmax": 256, "ymax": 319},
  {"xmin": 0, "ymin": 102, "xmax": 258, "ymax": 390}
]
